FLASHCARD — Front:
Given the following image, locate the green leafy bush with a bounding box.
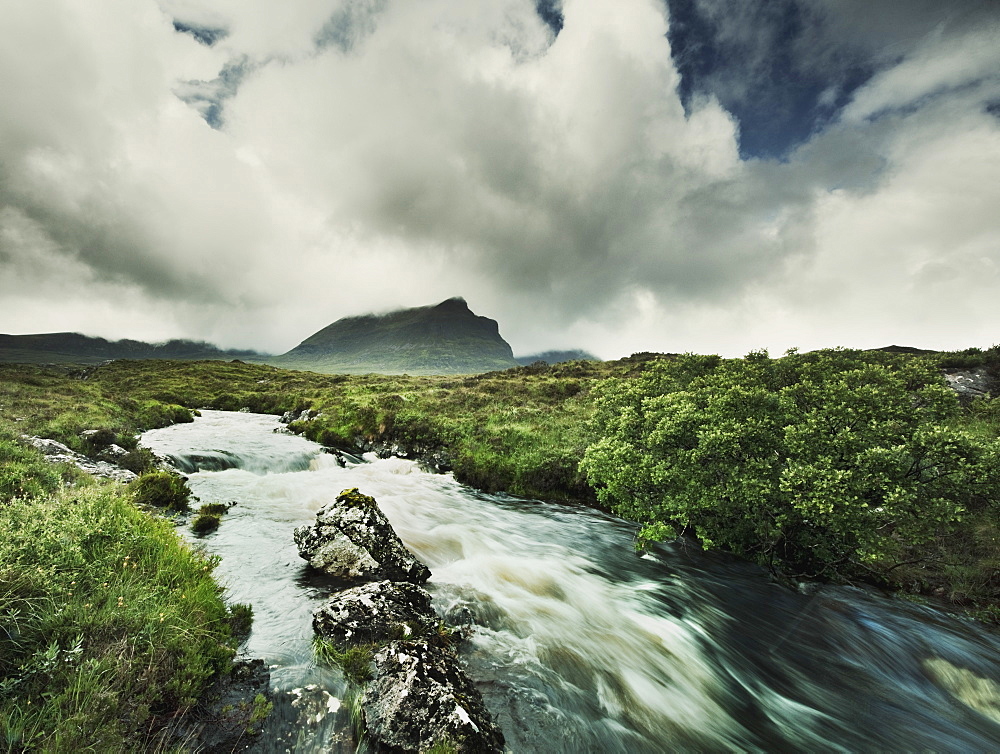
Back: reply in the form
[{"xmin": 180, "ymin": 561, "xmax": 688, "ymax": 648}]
[{"xmin": 582, "ymin": 350, "xmax": 1000, "ymax": 579}]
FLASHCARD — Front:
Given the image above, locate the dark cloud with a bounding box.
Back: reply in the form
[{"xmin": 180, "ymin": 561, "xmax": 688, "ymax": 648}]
[
  {"xmin": 172, "ymin": 19, "xmax": 228, "ymax": 47},
  {"xmin": 535, "ymin": 0, "xmax": 564, "ymax": 35},
  {"xmin": 315, "ymin": 0, "xmax": 389, "ymax": 53}
]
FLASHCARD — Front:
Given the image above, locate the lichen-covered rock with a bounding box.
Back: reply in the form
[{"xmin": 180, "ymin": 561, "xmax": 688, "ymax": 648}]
[
  {"xmin": 313, "ymin": 580, "xmax": 438, "ymax": 646},
  {"xmin": 362, "ymin": 640, "xmax": 505, "ymax": 754},
  {"xmin": 293, "ymin": 488, "xmax": 431, "ymax": 584}
]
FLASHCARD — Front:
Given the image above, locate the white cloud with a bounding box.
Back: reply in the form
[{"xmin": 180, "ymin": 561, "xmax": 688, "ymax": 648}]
[
  {"xmin": 0, "ymin": 0, "xmax": 998, "ymax": 359},
  {"xmin": 843, "ymin": 23, "xmax": 1000, "ymax": 122}
]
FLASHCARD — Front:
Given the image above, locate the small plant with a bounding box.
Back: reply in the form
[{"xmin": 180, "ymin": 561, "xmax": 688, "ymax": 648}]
[
  {"xmin": 228, "ymin": 603, "xmax": 253, "ymax": 639},
  {"xmin": 430, "ymin": 621, "xmax": 458, "ymax": 649},
  {"xmin": 423, "ymin": 736, "xmax": 462, "ymax": 754},
  {"xmin": 130, "ymin": 471, "xmax": 192, "ymax": 511},
  {"xmin": 336, "ymin": 488, "xmax": 376, "ymax": 508},
  {"xmin": 191, "ymin": 513, "xmax": 221, "ymax": 534},
  {"xmin": 199, "ymin": 502, "xmax": 229, "ymax": 516},
  {"xmin": 117, "ymin": 446, "xmax": 159, "ymax": 474},
  {"xmin": 313, "ymin": 637, "xmax": 374, "ymax": 684},
  {"xmin": 245, "ymin": 692, "xmax": 273, "ymax": 735}
]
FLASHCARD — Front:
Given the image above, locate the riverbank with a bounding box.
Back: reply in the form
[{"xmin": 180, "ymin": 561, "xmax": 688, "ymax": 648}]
[{"xmin": 0, "ymin": 428, "xmax": 257, "ymax": 750}]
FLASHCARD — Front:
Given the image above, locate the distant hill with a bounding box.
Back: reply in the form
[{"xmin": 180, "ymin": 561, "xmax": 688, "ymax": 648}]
[
  {"xmin": 272, "ymin": 298, "xmax": 518, "ymax": 375},
  {"xmin": 514, "ymin": 350, "xmax": 599, "ymax": 366},
  {"xmin": 871, "ymin": 345, "xmax": 938, "ymax": 355},
  {"xmin": 0, "ymin": 333, "xmax": 264, "ymax": 365}
]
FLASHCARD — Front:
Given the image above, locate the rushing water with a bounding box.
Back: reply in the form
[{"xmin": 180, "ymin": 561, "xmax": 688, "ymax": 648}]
[{"xmin": 142, "ymin": 410, "xmax": 1000, "ymax": 752}]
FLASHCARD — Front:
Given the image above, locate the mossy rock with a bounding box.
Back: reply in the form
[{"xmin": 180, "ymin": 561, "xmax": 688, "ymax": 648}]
[{"xmin": 336, "ymin": 488, "xmax": 376, "ymax": 508}]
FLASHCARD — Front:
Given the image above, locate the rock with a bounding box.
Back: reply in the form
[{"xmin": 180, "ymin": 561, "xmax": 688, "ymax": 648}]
[
  {"xmin": 313, "ymin": 581, "xmax": 439, "ymax": 647},
  {"xmin": 294, "ymin": 488, "xmax": 431, "ymax": 584},
  {"xmin": 96, "ymin": 444, "xmax": 129, "ymax": 462},
  {"xmin": 21, "ymin": 436, "xmax": 137, "ymax": 483},
  {"xmin": 944, "ymin": 367, "xmax": 992, "ymax": 402},
  {"xmin": 156, "ymin": 659, "xmax": 271, "ymax": 753},
  {"xmin": 361, "ymin": 639, "xmax": 505, "ymax": 754}
]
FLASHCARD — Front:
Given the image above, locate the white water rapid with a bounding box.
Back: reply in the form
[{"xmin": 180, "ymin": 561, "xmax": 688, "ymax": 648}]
[{"xmin": 142, "ymin": 410, "xmax": 1000, "ymax": 752}]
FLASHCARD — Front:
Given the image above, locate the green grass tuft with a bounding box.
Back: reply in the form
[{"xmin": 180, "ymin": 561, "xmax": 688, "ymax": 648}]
[
  {"xmin": 312, "ymin": 637, "xmax": 374, "ymax": 684},
  {"xmin": 130, "ymin": 472, "xmax": 192, "ymax": 512}
]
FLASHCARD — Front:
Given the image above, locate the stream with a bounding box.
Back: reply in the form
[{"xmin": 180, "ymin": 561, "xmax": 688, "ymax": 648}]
[{"xmin": 141, "ymin": 410, "xmax": 1000, "ymax": 752}]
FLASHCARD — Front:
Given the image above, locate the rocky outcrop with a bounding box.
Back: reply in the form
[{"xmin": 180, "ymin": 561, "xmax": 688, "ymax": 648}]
[
  {"xmin": 21, "ymin": 435, "xmax": 138, "ymax": 483},
  {"xmin": 362, "ymin": 640, "xmax": 505, "ymax": 754},
  {"xmin": 313, "ymin": 580, "xmax": 439, "ymax": 647},
  {"xmin": 293, "ymin": 488, "xmax": 431, "ymax": 584},
  {"xmin": 944, "ymin": 367, "xmax": 992, "ymax": 402},
  {"xmin": 301, "ymin": 488, "xmax": 504, "ymax": 753}
]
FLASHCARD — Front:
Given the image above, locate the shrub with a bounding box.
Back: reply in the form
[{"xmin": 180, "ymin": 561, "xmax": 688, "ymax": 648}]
[
  {"xmin": 228, "ymin": 603, "xmax": 254, "ymax": 639},
  {"xmin": 582, "ymin": 350, "xmax": 1000, "ymax": 579},
  {"xmin": 81, "ymin": 428, "xmax": 118, "ymax": 456},
  {"xmin": 137, "ymin": 401, "xmax": 194, "ymax": 430},
  {"xmin": 191, "ymin": 513, "xmax": 221, "ymax": 534},
  {"xmin": 117, "ymin": 446, "xmax": 159, "ymax": 474},
  {"xmin": 199, "ymin": 502, "xmax": 229, "ymax": 516},
  {"xmin": 130, "ymin": 472, "xmax": 192, "ymax": 512}
]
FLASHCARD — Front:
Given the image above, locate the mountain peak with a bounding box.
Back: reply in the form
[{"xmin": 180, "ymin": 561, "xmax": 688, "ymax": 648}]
[
  {"xmin": 435, "ymin": 296, "xmax": 468, "ymax": 307},
  {"xmin": 276, "ymin": 298, "xmax": 517, "ymax": 375}
]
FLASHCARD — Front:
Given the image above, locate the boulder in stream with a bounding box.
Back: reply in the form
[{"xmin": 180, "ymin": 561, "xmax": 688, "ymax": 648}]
[
  {"xmin": 313, "ymin": 580, "xmax": 439, "ymax": 646},
  {"xmin": 361, "ymin": 639, "xmax": 505, "ymax": 754},
  {"xmin": 293, "ymin": 488, "xmax": 431, "ymax": 584}
]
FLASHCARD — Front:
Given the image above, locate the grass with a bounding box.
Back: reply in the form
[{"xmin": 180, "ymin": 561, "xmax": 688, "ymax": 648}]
[
  {"xmin": 312, "ymin": 638, "xmax": 374, "ymax": 684},
  {"xmin": 0, "ymin": 474, "xmax": 243, "ymax": 750},
  {"xmin": 0, "ymin": 365, "xmax": 250, "ymax": 751}
]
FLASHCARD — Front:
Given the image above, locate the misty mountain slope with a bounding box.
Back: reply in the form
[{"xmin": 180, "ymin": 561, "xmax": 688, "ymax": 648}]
[
  {"xmin": 271, "ymin": 297, "xmax": 519, "ymax": 375},
  {"xmin": 0, "ymin": 333, "xmax": 264, "ymax": 364}
]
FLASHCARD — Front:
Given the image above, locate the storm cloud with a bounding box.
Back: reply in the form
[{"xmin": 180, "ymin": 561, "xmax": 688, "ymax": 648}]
[{"xmin": 1, "ymin": 0, "xmax": 998, "ymax": 358}]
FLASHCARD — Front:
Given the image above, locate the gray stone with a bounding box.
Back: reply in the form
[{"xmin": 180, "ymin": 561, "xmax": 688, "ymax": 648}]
[
  {"xmin": 361, "ymin": 639, "xmax": 505, "ymax": 753},
  {"xmin": 944, "ymin": 367, "xmax": 992, "ymax": 402},
  {"xmin": 293, "ymin": 488, "xmax": 431, "ymax": 584},
  {"xmin": 313, "ymin": 580, "xmax": 438, "ymax": 647},
  {"xmin": 21, "ymin": 436, "xmax": 137, "ymax": 483}
]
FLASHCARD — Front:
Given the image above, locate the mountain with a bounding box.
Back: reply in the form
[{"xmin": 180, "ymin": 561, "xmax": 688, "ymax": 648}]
[
  {"xmin": 272, "ymin": 298, "xmax": 518, "ymax": 375},
  {"xmin": 0, "ymin": 333, "xmax": 264, "ymax": 365},
  {"xmin": 515, "ymin": 349, "xmax": 599, "ymax": 366}
]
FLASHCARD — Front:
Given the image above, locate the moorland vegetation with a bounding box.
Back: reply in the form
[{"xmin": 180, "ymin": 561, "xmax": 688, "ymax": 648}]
[{"xmin": 2, "ymin": 345, "xmax": 1000, "ymax": 748}]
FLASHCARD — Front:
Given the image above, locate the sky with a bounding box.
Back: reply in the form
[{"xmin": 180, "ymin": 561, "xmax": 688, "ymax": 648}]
[{"xmin": 1, "ymin": 0, "xmax": 998, "ymax": 360}]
